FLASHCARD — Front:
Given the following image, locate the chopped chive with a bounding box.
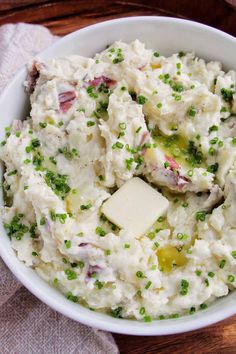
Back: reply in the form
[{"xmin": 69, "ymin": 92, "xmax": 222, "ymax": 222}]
[
  {"xmin": 231, "ymin": 251, "xmax": 236, "ymax": 259},
  {"xmin": 180, "ymin": 279, "xmax": 189, "ymax": 295},
  {"xmin": 87, "ymin": 121, "xmax": 95, "ymax": 127},
  {"xmin": 208, "ymin": 272, "xmax": 215, "ymax": 278},
  {"xmin": 145, "ymin": 281, "xmax": 152, "ymax": 289},
  {"xmin": 136, "ymin": 271, "xmax": 145, "ymax": 278},
  {"xmin": 189, "ymin": 307, "xmax": 196, "ymax": 315},
  {"xmin": 208, "ymin": 125, "xmax": 218, "ymax": 133},
  {"xmin": 227, "ymin": 275, "xmax": 235, "ymax": 282},
  {"xmin": 200, "ymin": 303, "xmax": 208, "ymax": 310},
  {"xmin": 64, "ymin": 240, "xmax": 71, "ymax": 249},
  {"xmin": 188, "ymin": 106, "xmax": 197, "ymax": 117},
  {"xmin": 174, "ymin": 95, "xmax": 181, "ymax": 101},
  {"xmin": 40, "ymin": 217, "xmax": 46, "ymax": 226},
  {"xmin": 39, "ymin": 122, "xmax": 47, "ymax": 128},
  {"xmin": 219, "ymin": 259, "xmax": 226, "ymax": 269},
  {"xmin": 196, "ymin": 211, "xmax": 206, "ymax": 222},
  {"xmin": 80, "ymin": 203, "xmax": 92, "ymax": 210},
  {"xmin": 65, "ymin": 269, "xmax": 77, "ymax": 280},
  {"xmin": 119, "ymin": 122, "xmax": 126, "ymax": 130},
  {"xmin": 137, "ymin": 95, "xmax": 148, "ymax": 105},
  {"xmin": 95, "ymin": 226, "xmax": 106, "ymax": 237},
  {"xmin": 144, "ymin": 315, "xmax": 152, "ymax": 322},
  {"xmin": 139, "ymin": 307, "xmax": 146, "ymax": 315},
  {"xmin": 78, "ymin": 261, "xmax": 85, "ymax": 269},
  {"xmin": 112, "ymin": 141, "xmax": 124, "ymax": 149}
]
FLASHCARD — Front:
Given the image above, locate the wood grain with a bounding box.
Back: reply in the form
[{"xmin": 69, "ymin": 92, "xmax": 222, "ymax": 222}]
[
  {"xmin": 114, "ymin": 316, "xmax": 236, "ymax": 354},
  {"xmin": 0, "ymin": 1, "xmax": 235, "ymax": 353},
  {"xmin": 0, "ymin": 0, "xmax": 235, "ymax": 36}
]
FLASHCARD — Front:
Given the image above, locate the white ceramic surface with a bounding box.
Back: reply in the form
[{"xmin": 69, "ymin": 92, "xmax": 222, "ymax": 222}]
[{"xmin": 0, "ymin": 17, "xmax": 236, "ymax": 336}]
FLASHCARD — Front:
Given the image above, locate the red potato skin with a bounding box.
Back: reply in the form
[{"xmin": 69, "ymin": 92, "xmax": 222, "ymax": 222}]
[{"xmin": 58, "ymin": 91, "xmax": 77, "ymax": 113}]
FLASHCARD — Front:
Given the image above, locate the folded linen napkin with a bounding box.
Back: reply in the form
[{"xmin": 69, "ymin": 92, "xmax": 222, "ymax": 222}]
[{"xmin": 0, "ymin": 23, "xmax": 119, "ymax": 354}]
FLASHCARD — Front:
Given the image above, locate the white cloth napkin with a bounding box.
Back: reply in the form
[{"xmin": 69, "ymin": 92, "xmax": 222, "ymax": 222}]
[{"xmin": 0, "ymin": 23, "xmax": 119, "ymax": 354}]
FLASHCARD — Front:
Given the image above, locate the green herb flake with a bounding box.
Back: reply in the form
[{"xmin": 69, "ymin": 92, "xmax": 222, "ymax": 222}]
[
  {"xmin": 219, "ymin": 259, "xmax": 226, "ymax": 269},
  {"xmin": 87, "ymin": 85, "xmax": 98, "ymax": 99},
  {"xmin": 87, "ymin": 121, "xmax": 95, "ymax": 127},
  {"xmin": 195, "ymin": 270, "xmax": 202, "ymax": 276},
  {"xmin": 78, "ymin": 261, "xmax": 85, "ymax": 269},
  {"xmin": 207, "ymin": 163, "xmax": 219, "ymax": 173},
  {"xmin": 95, "ymin": 279, "xmax": 104, "ymax": 289},
  {"xmin": 112, "ymin": 141, "xmax": 124, "ymax": 149},
  {"xmin": 196, "ymin": 211, "xmax": 206, "ymax": 222},
  {"xmin": 136, "ymin": 271, "xmax": 145, "ymax": 279},
  {"xmin": 227, "ymin": 275, "xmax": 235, "ymax": 283},
  {"xmin": 67, "ymin": 292, "xmax": 78, "ymax": 302},
  {"xmin": 64, "ymin": 240, "xmax": 71, "ymax": 249},
  {"xmin": 124, "ymin": 243, "xmax": 130, "ymax": 249},
  {"xmin": 95, "ymin": 226, "xmax": 106, "ymax": 237},
  {"xmin": 40, "ymin": 217, "xmax": 46, "ymax": 226},
  {"xmin": 172, "ymin": 83, "xmax": 184, "ymax": 93},
  {"xmin": 208, "ymin": 272, "xmax": 215, "ymax": 278},
  {"xmin": 39, "ymin": 122, "xmax": 47, "ymax": 129},
  {"xmin": 188, "ymin": 106, "xmax": 197, "ymax": 117},
  {"xmin": 174, "ymin": 95, "xmax": 182, "ymax": 101},
  {"xmin": 80, "ymin": 203, "xmax": 92, "ymax": 210},
  {"xmin": 178, "ymin": 51, "xmax": 186, "ymax": 58},
  {"xmin": 180, "ymin": 279, "xmax": 189, "ymax": 296},
  {"xmin": 137, "ymin": 95, "xmax": 148, "ymax": 105},
  {"xmin": 232, "ymin": 137, "xmax": 236, "ymax": 145},
  {"xmin": 139, "ymin": 307, "xmax": 146, "ymax": 315},
  {"xmin": 231, "ymin": 251, "xmax": 236, "ymax": 259},
  {"xmin": 221, "ymin": 88, "xmax": 234, "ymax": 102},
  {"xmin": 44, "ymin": 171, "xmax": 71, "ymax": 199},
  {"xmin": 111, "ymin": 307, "xmax": 123, "ymax": 318},
  {"xmin": 7, "ymin": 170, "xmax": 17, "ymax": 176},
  {"xmin": 119, "ymin": 122, "xmax": 126, "ymax": 130},
  {"xmin": 189, "ymin": 307, "xmax": 196, "ymax": 315},
  {"xmin": 65, "ymin": 269, "xmax": 77, "ymax": 280},
  {"xmin": 200, "ymin": 303, "xmax": 208, "ymax": 310},
  {"xmin": 145, "ymin": 280, "xmax": 152, "ymax": 289},
  {"xmin": 3, "ymin": 214, "xmax": 29, "ymax": 241},
  {"xmin": 144, "ymin": 315, "xmax": 152, "ymax": 322}
]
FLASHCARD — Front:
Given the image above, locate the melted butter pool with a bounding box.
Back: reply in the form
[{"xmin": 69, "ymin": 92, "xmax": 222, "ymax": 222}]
[
  {"xmin": 151, "ymin": 128, "xmax": 205, "ymax": 169},
  {"xmin": 157, "ymin": 244, "xmax": 188, "ymax": 272}
]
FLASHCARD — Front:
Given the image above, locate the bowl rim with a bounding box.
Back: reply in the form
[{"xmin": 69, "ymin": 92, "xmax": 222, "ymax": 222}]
[{"xmin": 0, "ymin": 15, "xmax": 236, "ymax": 336}]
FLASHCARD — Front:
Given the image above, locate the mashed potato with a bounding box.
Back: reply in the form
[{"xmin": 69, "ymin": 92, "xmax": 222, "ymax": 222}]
[{"xmin": 1, "ymin": 40, "xmax": 236, "ymax": 321}]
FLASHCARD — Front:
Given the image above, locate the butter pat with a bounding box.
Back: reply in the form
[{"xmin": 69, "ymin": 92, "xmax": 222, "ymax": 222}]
[{"xmin": 101, "ymin": 177, "xmax": 169, "ymax": 237}]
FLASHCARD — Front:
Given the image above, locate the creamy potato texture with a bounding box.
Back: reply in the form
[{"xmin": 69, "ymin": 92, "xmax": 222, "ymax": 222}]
[{"xmin": 1, "ymin": 40, "xmax": 236, "ymax": 320}]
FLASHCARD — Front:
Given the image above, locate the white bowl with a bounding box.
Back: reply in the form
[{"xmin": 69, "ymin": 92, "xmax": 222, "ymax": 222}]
[{"xmin": 0, "ymin": 16, "xmax": 236, "ymax": 336}]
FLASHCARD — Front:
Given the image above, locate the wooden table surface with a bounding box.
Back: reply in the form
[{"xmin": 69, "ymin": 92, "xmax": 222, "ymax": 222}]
[{"xmin": 0, "ymin": 1, "xmax": 236, "ymax": 353}]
